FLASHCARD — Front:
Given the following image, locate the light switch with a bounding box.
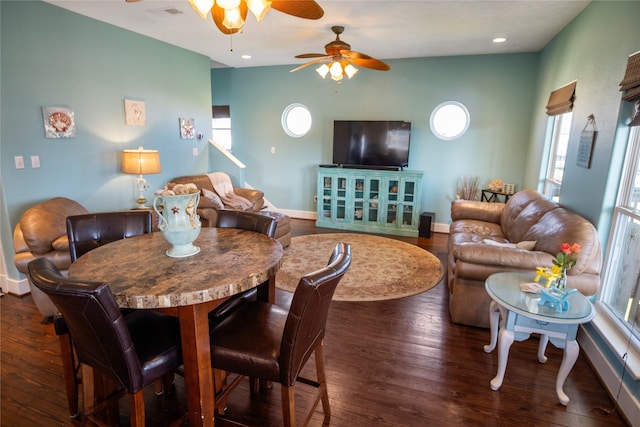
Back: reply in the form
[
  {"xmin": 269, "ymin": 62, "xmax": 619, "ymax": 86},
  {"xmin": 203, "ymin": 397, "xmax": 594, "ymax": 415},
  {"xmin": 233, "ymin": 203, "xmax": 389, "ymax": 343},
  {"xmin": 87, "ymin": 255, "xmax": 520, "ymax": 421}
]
[
  {"xmin": 270, "ymin": 146, "xmax": 276, "ymax": 154},
  {"xmin": 31, "ymin": 155, "xmax": 40, "ymax": 168},
  {"xmin": 14, "ymin": 156, "xmax": 24, "ymax": 169},
  {"xmin": 192, "ymin": 147, "xmax": 198, "ymax": 156}
]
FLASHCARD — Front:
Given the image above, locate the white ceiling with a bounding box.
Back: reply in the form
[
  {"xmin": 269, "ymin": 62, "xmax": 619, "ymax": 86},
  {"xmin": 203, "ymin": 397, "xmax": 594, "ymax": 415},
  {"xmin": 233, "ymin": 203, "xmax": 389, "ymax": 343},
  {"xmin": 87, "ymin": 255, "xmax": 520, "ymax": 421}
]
[{"xmin": 45, "ymin": 0, "xmax": 591, "ymax": 69}]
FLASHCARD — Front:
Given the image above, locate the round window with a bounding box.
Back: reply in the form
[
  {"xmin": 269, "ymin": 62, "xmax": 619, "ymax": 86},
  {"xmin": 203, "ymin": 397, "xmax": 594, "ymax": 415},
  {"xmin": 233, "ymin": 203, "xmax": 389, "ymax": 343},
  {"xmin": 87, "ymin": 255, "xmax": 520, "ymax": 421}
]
[
  {"xmin": 430, "ymin": 101, "xmax": 470, "ymax": 140},
  {"xmin": 281, "ymin": 103, "xmax": 312, "ymax": 138}
]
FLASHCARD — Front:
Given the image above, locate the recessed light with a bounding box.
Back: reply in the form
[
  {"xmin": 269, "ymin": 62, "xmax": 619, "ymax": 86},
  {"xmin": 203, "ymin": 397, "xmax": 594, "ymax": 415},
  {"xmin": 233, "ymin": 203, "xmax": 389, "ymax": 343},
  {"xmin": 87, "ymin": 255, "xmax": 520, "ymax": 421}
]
[
  {"xmin": 493, "ymin": 37, "xmax": 507, "ymax": 44},
  {"xmin": 241, "ymin": 54, "xmax": 252, "ymax": 60}
]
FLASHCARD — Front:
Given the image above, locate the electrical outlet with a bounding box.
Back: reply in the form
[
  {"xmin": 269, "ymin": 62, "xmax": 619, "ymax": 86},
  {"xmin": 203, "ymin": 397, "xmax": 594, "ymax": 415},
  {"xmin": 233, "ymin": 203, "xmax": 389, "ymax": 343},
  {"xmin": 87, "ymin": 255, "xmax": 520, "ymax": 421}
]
[{"xmin": 14, "ymin": 156, "xmax": 24, "ymax": 169}]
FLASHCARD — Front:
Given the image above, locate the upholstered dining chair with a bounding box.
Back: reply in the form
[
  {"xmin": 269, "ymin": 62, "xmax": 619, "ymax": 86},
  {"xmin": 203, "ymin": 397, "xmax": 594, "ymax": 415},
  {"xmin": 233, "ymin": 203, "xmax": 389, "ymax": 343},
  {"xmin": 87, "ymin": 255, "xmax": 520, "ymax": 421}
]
[
  {"xmin": 209, "ymin": 209, "xmax": 278, "ymax": 325},
  {"xmin": 27, "ymin": 257, "xmax": 184, "ymax": 427},
  {"xmin": 210, "ymin": 242, "xmax": 352, "ymax": 427},
  {"xmin": 67, "ymin": 210, "xmax": 153, "ymax": 262},
  {"xmin": 56, "ymin": 210, "xmax": 153, "ymax": 418}
]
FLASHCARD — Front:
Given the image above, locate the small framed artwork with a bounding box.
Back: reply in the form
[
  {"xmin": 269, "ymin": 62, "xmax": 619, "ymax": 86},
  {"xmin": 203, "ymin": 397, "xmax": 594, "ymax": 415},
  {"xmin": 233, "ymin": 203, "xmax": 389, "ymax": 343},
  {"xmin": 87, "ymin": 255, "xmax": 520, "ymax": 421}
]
[
  {"xmin": 179, "ymin": 118, "xmax": 195, "ymax": 139},
  {"xmin": 124, "ymin": 99, "xmax": 146, "ymax": 126},
  {"xmin": 42, "ymin": 106, "xmax": 76, "ymax": 138},
  {"xmin": 577, "ymin": 130, "xmax": 597, "ymax": 169}
]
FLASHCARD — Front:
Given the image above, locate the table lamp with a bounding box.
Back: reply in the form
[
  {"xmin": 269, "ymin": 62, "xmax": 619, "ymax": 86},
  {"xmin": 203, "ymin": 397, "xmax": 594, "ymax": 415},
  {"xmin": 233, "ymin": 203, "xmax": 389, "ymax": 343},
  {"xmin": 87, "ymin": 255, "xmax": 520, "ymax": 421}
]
[{"xmin": 122, "ymin": 146, "xmax": 161, "ymax": 209}]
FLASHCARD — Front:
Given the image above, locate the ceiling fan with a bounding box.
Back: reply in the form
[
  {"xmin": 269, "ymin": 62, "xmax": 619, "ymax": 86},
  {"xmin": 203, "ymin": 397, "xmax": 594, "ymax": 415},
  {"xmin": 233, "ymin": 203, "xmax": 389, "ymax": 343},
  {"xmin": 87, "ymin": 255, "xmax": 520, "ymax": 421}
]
[
  {"xmin": 126, "ymin": 1, "xmax": 324, "ymax": 34},
  {"xmin": 291, "ymin": 26, "xmax": 390, "ymax": 81}
]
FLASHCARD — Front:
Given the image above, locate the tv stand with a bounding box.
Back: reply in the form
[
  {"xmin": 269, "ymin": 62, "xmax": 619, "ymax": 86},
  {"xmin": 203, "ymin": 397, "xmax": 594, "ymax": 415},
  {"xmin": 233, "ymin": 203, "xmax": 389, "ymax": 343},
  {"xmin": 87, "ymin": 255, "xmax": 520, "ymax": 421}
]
[{"xmin": 316, "ymin": 167, "xmax": 423, "ymax": 237}]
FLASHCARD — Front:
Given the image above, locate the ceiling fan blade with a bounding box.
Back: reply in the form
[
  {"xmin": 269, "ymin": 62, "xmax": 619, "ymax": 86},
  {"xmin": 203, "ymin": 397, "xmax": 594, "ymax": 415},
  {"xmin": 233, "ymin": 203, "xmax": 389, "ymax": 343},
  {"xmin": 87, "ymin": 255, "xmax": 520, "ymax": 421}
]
[
  {"xmin": 343, "ymin": 50, "xmax": 390, "ymax": 71},
  {"xmin": 211, "ymin": 2, "xmax": 248, "ymax": 35},
  {"xmin": 271, "ymin": 0, "xmax": 324, "ymax": 20},
  {"xmin": 295, "ymin": 53, "xmax": 329, "ymax": 59},
  {"xmin": 290, "ymin": 58, "xmax": 328, "ymax": 73}
]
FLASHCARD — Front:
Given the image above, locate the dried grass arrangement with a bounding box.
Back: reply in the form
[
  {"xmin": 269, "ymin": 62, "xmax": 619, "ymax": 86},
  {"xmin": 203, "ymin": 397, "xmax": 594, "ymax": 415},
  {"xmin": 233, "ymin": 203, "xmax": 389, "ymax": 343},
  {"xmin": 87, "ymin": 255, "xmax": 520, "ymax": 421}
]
[{"xmin": 457, "ymin": 176, "xmax": 479, "ymax": 200}]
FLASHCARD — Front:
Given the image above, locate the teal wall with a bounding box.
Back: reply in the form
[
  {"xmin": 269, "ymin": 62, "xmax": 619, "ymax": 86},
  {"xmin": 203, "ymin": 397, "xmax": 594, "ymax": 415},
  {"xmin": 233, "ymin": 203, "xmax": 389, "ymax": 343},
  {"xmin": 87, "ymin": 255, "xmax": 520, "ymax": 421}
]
[
  {"xmin": 0, "ymin": 1, "xmax": 213, "ymax": 279},
  {"xmin": 212, "ymin": 54, "xmax": 538, "ymax": 219}
]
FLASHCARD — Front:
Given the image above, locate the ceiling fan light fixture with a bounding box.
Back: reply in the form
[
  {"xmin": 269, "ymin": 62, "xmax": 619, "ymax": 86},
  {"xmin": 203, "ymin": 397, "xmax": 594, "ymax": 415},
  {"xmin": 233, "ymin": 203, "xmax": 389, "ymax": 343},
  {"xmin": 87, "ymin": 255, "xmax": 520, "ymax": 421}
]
[
  {"xmin": 329, "ymin": 61, "xmax": 343, "ymax": 80},
  {"xmin": 247, "ymin": 0, "xmax": 271, "ymax": 21},
  {"xmin": 188, "ymin": 0, "xmax": 214, "ymax": 18},
  {"xmin": 344, "ymin": 63, "xmax": 358, "ymax": 79},
  {"xmin": 316, "ymin": 64, "xmax": 329, "ymax": 79},
  {"xmin": 217, "ymin": 0, "xmax": 241, "ymax": 9},
  {"xmin": 222, "ymin": 7, "xmax": 244, "ymax": 29}
]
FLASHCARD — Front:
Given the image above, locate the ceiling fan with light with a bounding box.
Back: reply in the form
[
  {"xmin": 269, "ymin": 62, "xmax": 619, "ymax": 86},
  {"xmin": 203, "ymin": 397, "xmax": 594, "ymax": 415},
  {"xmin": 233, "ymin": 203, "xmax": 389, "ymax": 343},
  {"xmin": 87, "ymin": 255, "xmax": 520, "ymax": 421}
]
[{"xmin": 291, "ymin": 26, "xmax": 390, "ymax": 82}]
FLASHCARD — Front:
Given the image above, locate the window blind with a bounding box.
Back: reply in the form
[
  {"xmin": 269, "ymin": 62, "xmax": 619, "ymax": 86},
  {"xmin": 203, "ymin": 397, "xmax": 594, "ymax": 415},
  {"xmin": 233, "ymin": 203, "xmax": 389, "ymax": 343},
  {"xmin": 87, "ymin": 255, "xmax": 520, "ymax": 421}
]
[
  {"xmin": 619, "ymin": 51, "xmax": 640, "ymax": 126},
  {"xmin": 545, "ymin": 81, "xmax": 577, "ymax": 116},
  {"xmin": 212, "ymin": 105, "xmax": 230, "ymax": 118}
]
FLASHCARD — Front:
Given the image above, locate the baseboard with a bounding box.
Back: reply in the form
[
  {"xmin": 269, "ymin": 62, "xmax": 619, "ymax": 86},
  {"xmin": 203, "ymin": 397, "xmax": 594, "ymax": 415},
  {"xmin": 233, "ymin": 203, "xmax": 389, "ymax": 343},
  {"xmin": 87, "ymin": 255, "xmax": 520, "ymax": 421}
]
[
  {"xmin": 579, "ymin": 326, "xmax": 640, "ymax": 427},
  {"xmin": 2, "ymin": 275, "xmax": 30, "ymax": 296}
]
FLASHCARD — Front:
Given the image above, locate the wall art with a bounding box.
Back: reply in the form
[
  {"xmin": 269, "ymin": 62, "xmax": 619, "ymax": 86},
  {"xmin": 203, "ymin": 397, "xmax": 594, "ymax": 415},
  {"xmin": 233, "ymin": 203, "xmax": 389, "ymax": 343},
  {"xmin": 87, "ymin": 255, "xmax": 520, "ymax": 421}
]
[
  {"xmin": 124, "ymin": 99, "xmax": 146, "ymax": 126},
  {"xmin": 42, "ymin": 106, "xmax": 76, "ymax": 138},
  {"xmin": 179, "ymin": 118, "xmax": 195, "ymax": 139}
]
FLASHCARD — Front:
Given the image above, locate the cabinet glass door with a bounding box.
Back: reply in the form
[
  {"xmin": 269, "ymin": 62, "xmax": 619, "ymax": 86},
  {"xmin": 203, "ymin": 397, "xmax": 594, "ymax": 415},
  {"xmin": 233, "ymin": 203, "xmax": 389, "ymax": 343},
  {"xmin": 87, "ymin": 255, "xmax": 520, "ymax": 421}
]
[
  {"xmin": 354, "ymin": 177, "xmax": 365, "ymax": 223},
  {"xmin": 367, "ymin": 178, "xmax": 380, "ymax": 223},
  {"xmin": 401, "ymin": 180, "xmax": 416, "ymax": 227},
  {"xmin": 321, "ymin": 176, "xmax": 333, "ymax": 218}
]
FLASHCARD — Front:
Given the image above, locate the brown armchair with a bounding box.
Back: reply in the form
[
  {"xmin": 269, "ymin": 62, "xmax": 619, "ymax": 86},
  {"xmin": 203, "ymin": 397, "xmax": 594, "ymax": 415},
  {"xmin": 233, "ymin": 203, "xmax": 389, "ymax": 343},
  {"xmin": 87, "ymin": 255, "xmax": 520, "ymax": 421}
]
[
  {"xmin": 170, "ymin": 174, "xmax": 264, "ymax": 227},
  {"xmin": 13, "ymin": 197, "xmax": 89, "ymax": 319}
]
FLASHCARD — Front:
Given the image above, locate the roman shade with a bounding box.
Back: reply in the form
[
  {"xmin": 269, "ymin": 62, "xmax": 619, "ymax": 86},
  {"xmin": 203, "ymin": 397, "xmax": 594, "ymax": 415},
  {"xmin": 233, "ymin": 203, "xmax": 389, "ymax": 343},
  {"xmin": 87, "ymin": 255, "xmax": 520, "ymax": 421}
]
[
  {"xmin": 212, "ymin": 105, "xmax": 230, "ymax": 118},
  {"xmin": 619, "ymin": 51, "xmax": 640, "ymax": 126},
  {"xmin": 546, "ymin": 81, "xmax": 577, "ymax": 116}
]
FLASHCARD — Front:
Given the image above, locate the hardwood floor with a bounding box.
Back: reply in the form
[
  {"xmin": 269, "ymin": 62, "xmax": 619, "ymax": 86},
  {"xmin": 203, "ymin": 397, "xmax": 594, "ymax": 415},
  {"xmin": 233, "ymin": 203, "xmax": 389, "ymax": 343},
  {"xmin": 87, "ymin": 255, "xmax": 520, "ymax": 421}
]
[{"xmin": 1, "ymin": 219, "xmax": 629, "ymax": 426}]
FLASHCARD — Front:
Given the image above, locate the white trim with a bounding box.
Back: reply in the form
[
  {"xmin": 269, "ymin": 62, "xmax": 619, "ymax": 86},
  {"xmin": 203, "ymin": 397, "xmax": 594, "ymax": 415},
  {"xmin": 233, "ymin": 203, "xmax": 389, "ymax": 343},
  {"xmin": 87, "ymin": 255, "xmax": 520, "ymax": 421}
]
[
  {"xmin": 3, "ymin": 276, "xmax": 31, "ymax": 296},
  {"xmin": 590, "ymin": 305, "xmax": 640, "ymax": 379},
  {"xmin": 210, "ymin": 139, "xmax": 245, "ymax": 168},
  {"xmin": 579, "ymin": 324, "xmax": 640, "ymax": 427}
]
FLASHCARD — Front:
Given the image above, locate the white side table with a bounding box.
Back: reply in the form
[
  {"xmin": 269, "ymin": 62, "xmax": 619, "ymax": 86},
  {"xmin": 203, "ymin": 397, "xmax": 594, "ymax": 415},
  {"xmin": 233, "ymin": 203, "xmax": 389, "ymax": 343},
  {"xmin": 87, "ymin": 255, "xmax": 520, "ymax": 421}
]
[{"xmin": 484, "ymin": 272, "xmax": 595, "ymax": 405}]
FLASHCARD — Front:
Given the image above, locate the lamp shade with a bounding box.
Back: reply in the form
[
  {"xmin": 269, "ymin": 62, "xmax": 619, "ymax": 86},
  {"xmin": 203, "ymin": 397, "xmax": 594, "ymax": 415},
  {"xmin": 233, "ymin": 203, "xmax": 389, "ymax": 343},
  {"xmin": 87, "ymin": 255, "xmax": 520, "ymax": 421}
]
[{"xmin": 122, "ymin": 147, "xmax": 161, "ymax": 175}]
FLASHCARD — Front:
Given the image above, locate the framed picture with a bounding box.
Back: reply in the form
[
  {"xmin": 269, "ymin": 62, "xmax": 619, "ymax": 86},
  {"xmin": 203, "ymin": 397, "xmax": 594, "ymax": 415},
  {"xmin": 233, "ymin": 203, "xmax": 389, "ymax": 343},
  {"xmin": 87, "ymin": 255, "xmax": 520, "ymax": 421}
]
[
  {"xmin": 577, "ymin": 130, "xmax": 597, "ymax": 168},
  {"xmin": 179, "ymin": 118, "xmax": 195, "ymax": 139},
  {"xmin": 42, "ymin": 106, "xmax": 76, "ymax": 138},
  {"xmin": 124, "ymin": 99, "xmax": 146, "ymax": 126}
]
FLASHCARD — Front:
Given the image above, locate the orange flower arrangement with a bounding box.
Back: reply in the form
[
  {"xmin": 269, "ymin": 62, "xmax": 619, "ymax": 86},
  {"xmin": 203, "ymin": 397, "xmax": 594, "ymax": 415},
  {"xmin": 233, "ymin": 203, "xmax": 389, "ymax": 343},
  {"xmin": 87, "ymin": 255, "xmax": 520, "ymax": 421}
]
[{"xmin": 551, "ymin": 242, "xmax": 582, "ymax": 275}]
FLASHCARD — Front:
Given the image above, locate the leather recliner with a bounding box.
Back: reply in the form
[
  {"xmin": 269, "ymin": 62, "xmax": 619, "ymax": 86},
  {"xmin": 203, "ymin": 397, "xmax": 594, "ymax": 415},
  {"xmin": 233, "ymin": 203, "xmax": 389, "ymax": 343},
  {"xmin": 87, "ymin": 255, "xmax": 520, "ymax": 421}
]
[{"xmin": 13, "ymin": 197, "xmax": 89, "ymax": 319}]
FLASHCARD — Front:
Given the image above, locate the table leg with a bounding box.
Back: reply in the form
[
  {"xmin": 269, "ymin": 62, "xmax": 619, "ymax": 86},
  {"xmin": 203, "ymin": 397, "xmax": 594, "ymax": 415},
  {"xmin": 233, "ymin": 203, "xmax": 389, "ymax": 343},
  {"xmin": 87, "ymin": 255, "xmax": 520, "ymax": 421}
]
[
  {"xmin": 179, "ymin": 304, "xmax": 215, "ymax": 427},
  {"xmin": 537, "ymin": 334, "xmax": 549, "ymax": 363},
  {"xmin": 490, "ymin": 327, "xmax": 514, "ymax": 391},
  {"xmin": 484, "ymin": 301, "xmax": 500, "ymax": 353},
  {"xmin": 556, "ymin": 339, "xmax": 579, "ymax": 406}
]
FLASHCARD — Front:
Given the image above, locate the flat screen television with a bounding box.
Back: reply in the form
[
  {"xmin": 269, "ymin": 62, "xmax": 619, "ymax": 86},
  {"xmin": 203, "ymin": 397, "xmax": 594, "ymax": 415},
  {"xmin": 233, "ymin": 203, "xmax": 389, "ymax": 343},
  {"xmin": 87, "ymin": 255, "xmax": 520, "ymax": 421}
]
[{"xmin": 332, "ymin": 120, "xmax": 412, "ymax": 169}]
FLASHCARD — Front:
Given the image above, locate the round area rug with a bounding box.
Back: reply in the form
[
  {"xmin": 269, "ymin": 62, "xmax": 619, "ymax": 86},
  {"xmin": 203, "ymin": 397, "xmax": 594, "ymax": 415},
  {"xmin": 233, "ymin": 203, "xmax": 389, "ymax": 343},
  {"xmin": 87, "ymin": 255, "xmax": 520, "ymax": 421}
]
[{"xmin": 276, "ymin": 233, "xmax": 444, "ymax": 301}]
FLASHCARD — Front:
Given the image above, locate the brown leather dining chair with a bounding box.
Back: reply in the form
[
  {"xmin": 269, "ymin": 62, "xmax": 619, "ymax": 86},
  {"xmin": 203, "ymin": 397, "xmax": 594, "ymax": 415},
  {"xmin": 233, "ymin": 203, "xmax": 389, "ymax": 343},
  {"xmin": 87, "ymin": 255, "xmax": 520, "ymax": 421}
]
[
  {"xmin": 27, "ymin": 257, "xmax": 184, "ymax": 427},
  {"xmin": 53, "ymin": 210, "xmax": 153, "ymax": 418},
  {"xmin": 209, "ymin": 209, "xmax": 278, "ymax": 325},
  {"xmin": 210, "ymin": 242, "xmax": 352, "ymax": 427}
]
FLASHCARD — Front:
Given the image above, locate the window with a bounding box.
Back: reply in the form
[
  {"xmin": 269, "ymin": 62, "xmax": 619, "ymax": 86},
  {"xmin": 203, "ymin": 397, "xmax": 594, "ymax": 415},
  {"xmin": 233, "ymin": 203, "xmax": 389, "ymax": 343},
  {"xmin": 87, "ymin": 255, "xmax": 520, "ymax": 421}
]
[
  {"xmin": 281, "ymin": 103, "xmax": 312, "ymax": 138},
  {"xmin": 542, "ymin": 112, "xmax": 573, "ymax": 202},
  {"xmin": 429, "ymin": 101, "xmax": 470, "ymax": 141},
  {"xmin": 212, "ymin": 105, "xmax": 232, "ymax": 150},
  {"xmin": 600, "ymin": 125, "xmax": 640, "ymax": 346}
]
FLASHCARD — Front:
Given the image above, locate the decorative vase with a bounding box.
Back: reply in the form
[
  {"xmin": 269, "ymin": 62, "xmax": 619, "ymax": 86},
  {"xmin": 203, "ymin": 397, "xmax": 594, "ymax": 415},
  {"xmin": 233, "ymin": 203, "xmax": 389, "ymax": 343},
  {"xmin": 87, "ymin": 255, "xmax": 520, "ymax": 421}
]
[
  {"xmin": 556, "ymin": 269, "xmax": 568, "ymax": 290},
  {"xmin": 153, "ymin": 193, "xmax": 201, "ymax": 258}
]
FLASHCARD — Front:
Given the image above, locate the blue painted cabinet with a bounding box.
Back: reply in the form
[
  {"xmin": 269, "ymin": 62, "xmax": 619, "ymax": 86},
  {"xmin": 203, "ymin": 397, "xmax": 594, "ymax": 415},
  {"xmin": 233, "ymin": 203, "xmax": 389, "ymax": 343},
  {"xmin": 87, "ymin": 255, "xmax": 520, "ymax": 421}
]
[{"xmin": 316, "ymin": 168, "xmax": 423, "ymax": 237}]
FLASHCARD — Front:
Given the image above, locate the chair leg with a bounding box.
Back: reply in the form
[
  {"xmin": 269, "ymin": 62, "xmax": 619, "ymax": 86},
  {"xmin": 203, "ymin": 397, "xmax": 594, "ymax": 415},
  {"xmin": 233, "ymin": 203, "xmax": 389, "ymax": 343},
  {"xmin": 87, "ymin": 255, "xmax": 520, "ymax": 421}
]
[
  {"xmin": 314, "ymin": 342, "xmax": 331, "ymax": 419},
  {"xmin": 129, "ymin": 390, "xmax": 145, "ymax": 427},
  {"xmin": 281, "ymin": 384, "xmax": 296, "ymax": 427},
  {"xmin": 58, "ymin": 332, "xmax": 79, "ymax": 418}
]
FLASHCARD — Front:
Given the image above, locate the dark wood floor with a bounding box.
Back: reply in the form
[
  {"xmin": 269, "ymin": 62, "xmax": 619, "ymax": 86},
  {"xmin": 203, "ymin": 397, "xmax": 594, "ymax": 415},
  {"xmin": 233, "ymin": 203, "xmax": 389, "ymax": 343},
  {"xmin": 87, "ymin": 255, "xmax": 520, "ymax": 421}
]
[{"xmin": 1, "ymin": 219, "xmax": 629, "ymax": 426}]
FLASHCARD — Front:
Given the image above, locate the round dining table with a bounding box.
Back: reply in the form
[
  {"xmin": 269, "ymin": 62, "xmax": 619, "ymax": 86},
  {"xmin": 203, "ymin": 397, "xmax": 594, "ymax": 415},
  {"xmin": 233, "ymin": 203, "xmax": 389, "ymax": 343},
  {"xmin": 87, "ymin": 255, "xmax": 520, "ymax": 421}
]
[{"xmin": 68, "ymin": 227, "xmax": 283, "ymax": 426}]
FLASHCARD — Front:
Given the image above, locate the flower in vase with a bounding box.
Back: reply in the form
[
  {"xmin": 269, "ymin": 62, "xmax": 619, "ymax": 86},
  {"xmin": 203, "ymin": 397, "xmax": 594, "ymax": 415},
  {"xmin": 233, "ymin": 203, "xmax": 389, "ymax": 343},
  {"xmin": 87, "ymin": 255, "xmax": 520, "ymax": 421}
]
[{"xmin": 552, "ymin": 242, "xmax": 582, "ymax": 274}]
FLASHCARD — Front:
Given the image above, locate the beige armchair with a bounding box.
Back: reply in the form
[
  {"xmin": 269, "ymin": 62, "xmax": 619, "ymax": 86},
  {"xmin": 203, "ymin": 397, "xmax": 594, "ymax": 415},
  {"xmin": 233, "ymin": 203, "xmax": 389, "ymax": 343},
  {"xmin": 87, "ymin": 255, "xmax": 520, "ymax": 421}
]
[{"xmin": 13, "ymin": 197, "xmax": 89, "ymax": 320}]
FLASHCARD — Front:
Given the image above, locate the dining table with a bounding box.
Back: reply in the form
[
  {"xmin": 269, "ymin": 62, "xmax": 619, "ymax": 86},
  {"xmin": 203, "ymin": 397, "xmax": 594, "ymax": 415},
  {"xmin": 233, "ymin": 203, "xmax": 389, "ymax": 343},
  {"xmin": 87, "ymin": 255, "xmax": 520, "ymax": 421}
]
[{"xmin": 68, "ymin": 227, "xmax": 283, "ymax": 426}]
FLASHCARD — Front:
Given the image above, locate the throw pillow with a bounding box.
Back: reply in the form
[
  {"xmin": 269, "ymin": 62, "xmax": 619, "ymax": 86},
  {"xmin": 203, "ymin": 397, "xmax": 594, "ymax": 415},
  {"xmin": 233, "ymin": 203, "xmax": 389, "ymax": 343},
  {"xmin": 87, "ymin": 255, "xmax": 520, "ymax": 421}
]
[
  {"xmin": 482, "ymin": 239, "xmax": 516, "ymax": 248},
  {"xmin": 516, "ymin": 240, "xmax": 537, "ymax": 250},
  {"xmin": 201, "ymin": 188, "xmax": 224, "ymax": 209}
]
